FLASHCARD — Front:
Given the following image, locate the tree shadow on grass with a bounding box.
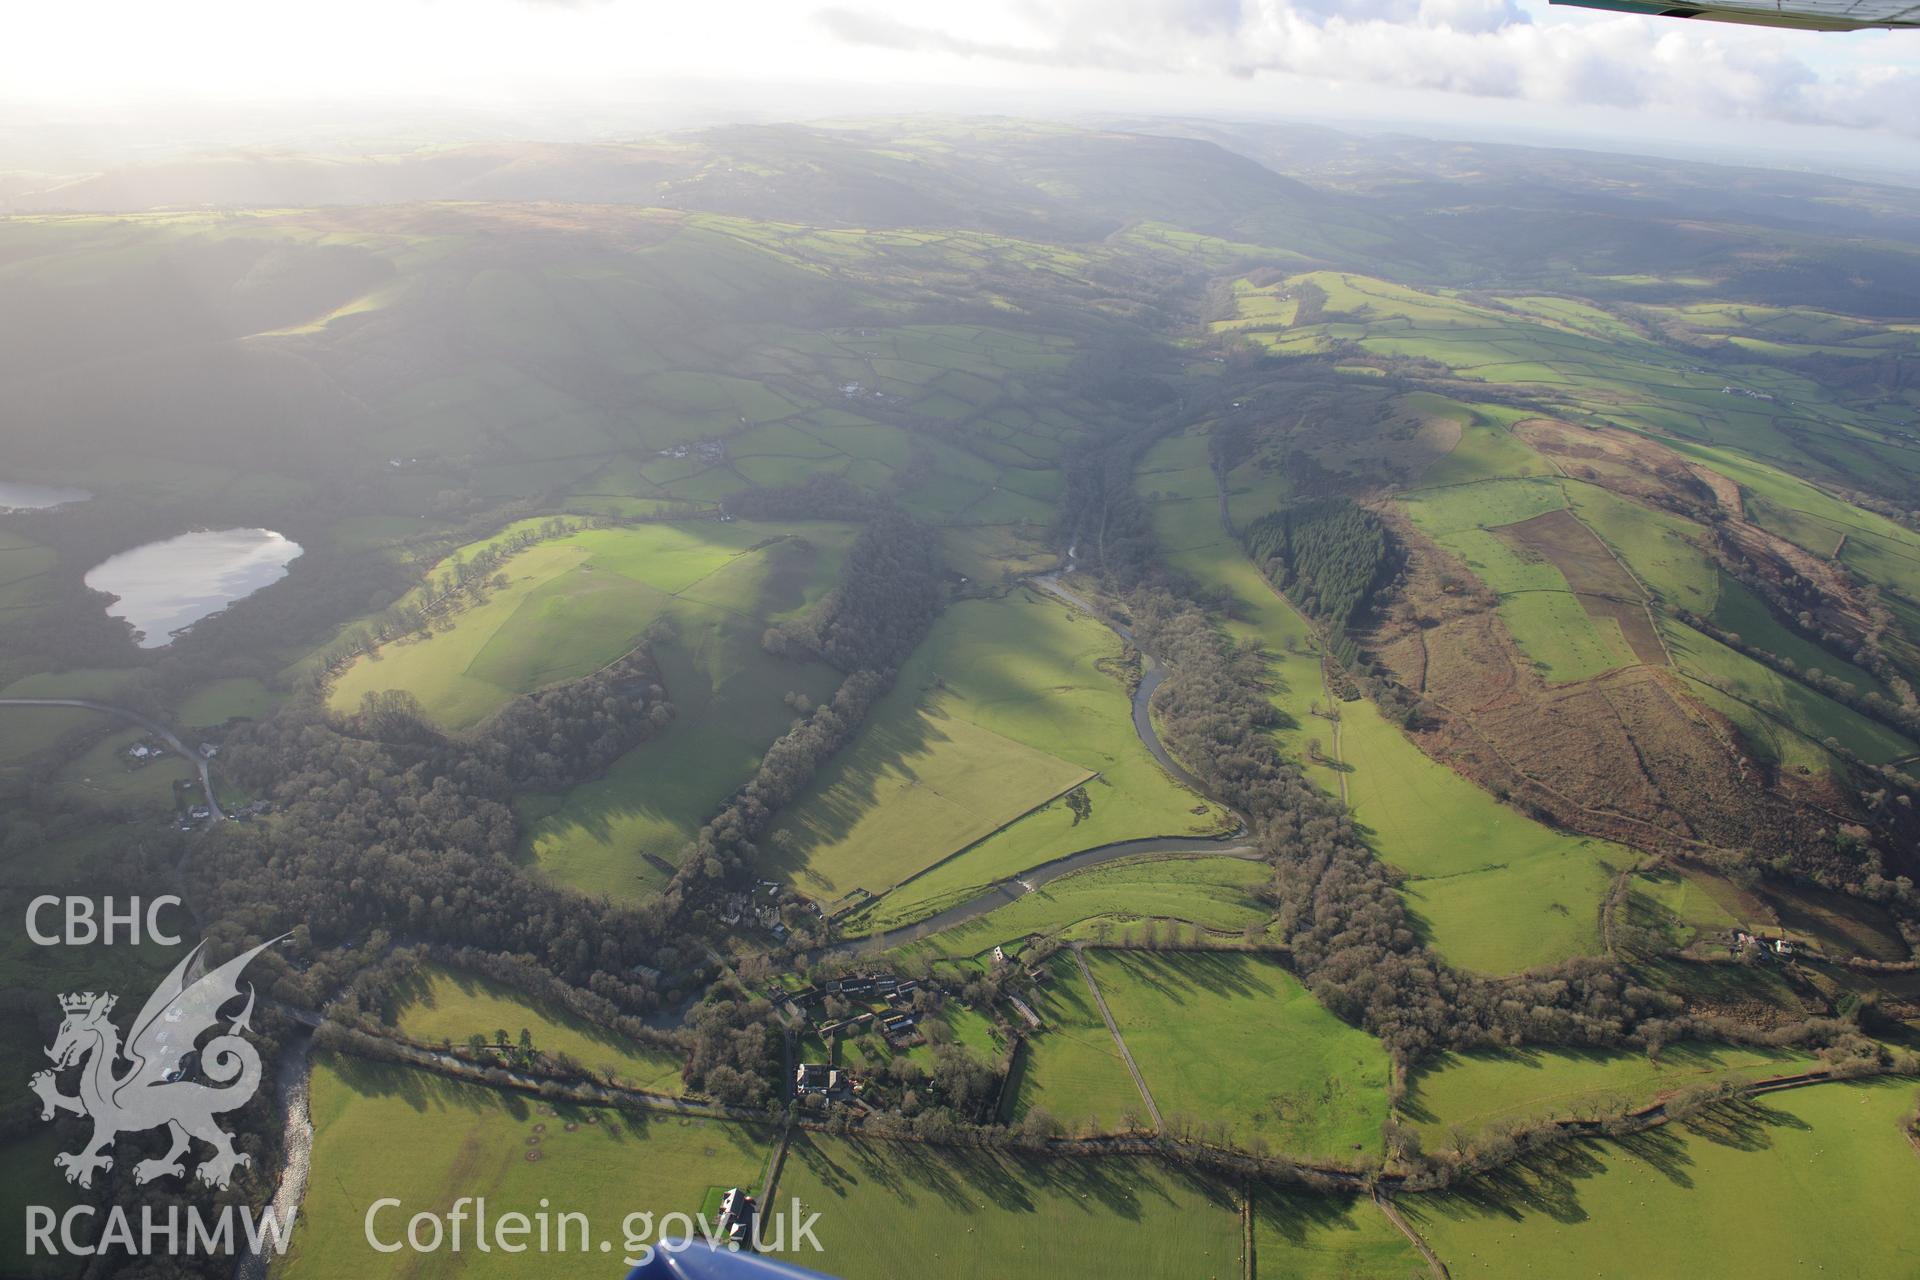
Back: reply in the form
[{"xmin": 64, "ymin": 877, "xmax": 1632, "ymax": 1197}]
[
  {"xmin": 1402, "ymin": 1095, "xmax": 1811, "ymax": 1237},
  {"xmin": 756, "ymin": 690, "xmax": 957, "ymax": 892},
  {"xmin": 1252, "ymin": 1182, "xmax": 1379, "ymax": 1251},
  {"xmin": 1095, "ymin": 947, "xmax": 1279, "ymax": 1008},
  {"xmin": 1399, "ymin": 1041, "xmax": 1772, "ymax": 1128},
  {"xmin": 1676, "ymin": 1095, "xmax": 1807, "ymax": 1153},
  {"xmin": 790, "ymin": 1135, "xmax": 1240, "ymax": 1233},
  {"xmin": 324, "ymin": 1053, "xmax": 533, "ymax": 1123}
]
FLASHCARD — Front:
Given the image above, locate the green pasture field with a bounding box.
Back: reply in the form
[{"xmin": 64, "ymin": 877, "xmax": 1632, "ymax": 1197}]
[
  {"xmin": 1211, "ymin": 276, "xmax": 1298, "ymax": 331},
  {"xmin": 1404, "ymin": 1077, "xmax": 1920, "ymax": 1279},
  {"xmin": 1665, "ymin": 434, "xmax": 1920, "ymax": 613},
  {"xmin": 765, "ymin": 692, "xmax": 1092, "ymax": 908},
  {"xmin": 1644, "ymin": 300, "xmax": 1920, "ymax": 350},
  {"xmin": 1710, "ymin": 573, "xmax": 1890, "ymax": 698},
  {"xmin": 1403, "ymin": 1041, "xmax": 1820, "ymax": 1151},
  {"xmin": 1491, "ymin": 584, "xmax": 1637, "ymax": 683},
  {"xmin": 1330, "ymin": 655, "xmax": 1633, "ymax": 956},
  {"xmin": 390, "ymin": 964, "xmax": 684, "ymax": 1093},
  {"xmin": 175, "ymin": 676, "xmax": 280, "ymax": 727},
  {"xmin": 1398, "ymin": 476, "xmax": 1569, "ymax": 535},
  {"xmin": 327, "ymin": 518, "xmax": 851, "ymax": 901},
  {"xmin": 1349, "ymin": 686, "xmax": 1619, "ymax": 973},
  {"xmin": 775, "ymin": 1136, "xmax": 1243, "ymax": 1280},
  {"xmin": 1140, "ymin": 429, "xmax": 1629, "ymax": 975},
  {"xmin": 328, "ymin": 520, "xmax": 851, "ymax": 730},
  {"xmin": 939, "ymin": 523, "xmax": 1054, "ymax": 582},
  {"xmin": 0, "ymin": 529, "xmax": 56, "ymax": 631},
  {"xmin": 281, "ymin": 1055, "xmax": 771, "ymax": 1280},
  {"xmin": 1337, "ymin": 687, "xmax": 1622, "ymax": 979},
  {"xmin": 889, "ymin": 853, "xmax": 1272, "ymax": 964},
  {"xmin": 818, "ymin": 592, "xmax": 1227, "ymax": 928},
  {"xmin": 1664, "ymin": 620, "xmax": 1915, "ymax": 765},
  {"xmin": 1623, "ymin": 865, "xmax": 1746, "ymax": 951},
  {"xmin": 1251, "ymin": 269, "xmax": 1917, "ymax": 496},
  {"xmin": 516, "ymin": 600, "xmax": 844, "ymax": 903},
  {"xmin": 1138, "ymin": 430, "xmax": 1350, "ymax": 797},
  {"xmin": 1006, "ymin": 952, "xmax": 1149, "ymax": 1134},
  {"xmin": 1408, "ymin": 510, "xmax": 1636, "ymax": 683},
  {"xmin": 1502, "ymin": 295, "xmax": 1646, "ymax": 345},
  {"xmin": 1250, "ymin": 1185, "xmax": 1419, "ymax": 1280},
  {"xmin": 922, "ymin": 1002, "xmax": 1000, "ymax": 1061},
  {"xmin": 0, "ymin": 704, "xmax": 94, "ymax": 769},
  {"xmin": 1562, "ymin": 482, "xmax": 1717, "ymax": 612},
  {"xmin": 1401, "ymin": 396, "xmax": 1555, "ymax": 489},
  {"xmin": 1, "ymin": 667, "xmax": 145, "ymax": 699},
  {"xmin": 1085, "ymin": 949, "xmax": 1390, "ymax": 1162},
  {"xmin": 326, "ymin": 537, "xmax": 630, "ymax": 728},
  {"xmin": 1674, "ymin": 674, "xmax": 1834, "ymax": 774},
  {"xmin": 53, "ymin": 728, "xmax": 193, "ymax": 809}
]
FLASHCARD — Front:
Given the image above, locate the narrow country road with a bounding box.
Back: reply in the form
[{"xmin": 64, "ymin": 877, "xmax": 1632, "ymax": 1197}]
[
  {"xmin": 818, "ymin": 837, "xmax": 1259, "ymax": 959},
  {"xmin": 0, "ymin": 696, "xmax": 225, "ymax": 819},
  {"xmin": 1073, "ymin": 943, "xmax": 1163, "ymax": 1132}
]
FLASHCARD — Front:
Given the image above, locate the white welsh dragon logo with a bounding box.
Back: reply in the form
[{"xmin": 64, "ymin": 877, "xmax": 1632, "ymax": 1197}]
[{"xmin": 30, "ymin": 936, "xmax": 284, "ymax": 1190}]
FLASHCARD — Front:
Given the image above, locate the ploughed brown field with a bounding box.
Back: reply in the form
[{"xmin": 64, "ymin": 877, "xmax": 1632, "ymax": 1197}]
[{"xmin": 1493, "ymin": 507, "xmax": 1668, "ymax": 667}]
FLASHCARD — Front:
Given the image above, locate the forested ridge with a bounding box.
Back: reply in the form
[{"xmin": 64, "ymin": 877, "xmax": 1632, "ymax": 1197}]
[{"xmin": 773, "ymin": 509, "xmax": 944, "ymax": 672}]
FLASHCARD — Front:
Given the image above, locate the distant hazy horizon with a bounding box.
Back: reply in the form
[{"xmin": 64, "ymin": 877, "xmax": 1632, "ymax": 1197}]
[{"xmin": 5, "ymin": 0, "xmax": 1916, "ymax": 185}]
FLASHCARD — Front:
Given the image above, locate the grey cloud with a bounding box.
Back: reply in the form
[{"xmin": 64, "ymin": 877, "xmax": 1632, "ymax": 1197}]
[
  {"xmin": 815, "ymin": 6, "xmax": 1158, "ymax": 69},
  {"xmin": 815, "ymin": 0, "xmax": 1916, "ymax": 133}
]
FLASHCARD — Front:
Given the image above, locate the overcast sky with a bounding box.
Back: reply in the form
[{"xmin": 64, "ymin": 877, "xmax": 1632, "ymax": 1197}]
[{"xmin": 7, "ymin": 0, "xmax": 1917, "ymax": 174}]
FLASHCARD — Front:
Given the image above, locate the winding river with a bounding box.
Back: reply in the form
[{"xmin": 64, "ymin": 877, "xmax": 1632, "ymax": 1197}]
[
  {"xmin": 819, "ymin": 570, "xmax": 1254, "ymax": 959},
  {"xmin": 235, "ymin": 1029, "xmax": 314, "ymax": 1280}
]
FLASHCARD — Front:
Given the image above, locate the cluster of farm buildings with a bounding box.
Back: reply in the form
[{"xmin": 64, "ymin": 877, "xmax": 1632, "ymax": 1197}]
[{"xmin": 776, "ymin": 971, "xmax": 939, "ymax": 1101}]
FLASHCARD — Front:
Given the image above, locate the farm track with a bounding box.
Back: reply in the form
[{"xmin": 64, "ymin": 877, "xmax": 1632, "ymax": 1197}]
[
  {"xmin": 760, "ymin": 1117, "xmax": 796, "ymax": 1209},
  {"xmin": 1240, "ymin": 1190, "xmax": 1255, "ymax": 1280},
  {"xmin": 0, "ymin": 695, "xmax": 224, "ymax": 818},
  {"xmin": 1372, "ymin": 1187, "xmax": 1450, "ymax": 1280},
  {"xmin": 1073, "ymin": 942, "xmax": 1163, "ymax": 1132}
]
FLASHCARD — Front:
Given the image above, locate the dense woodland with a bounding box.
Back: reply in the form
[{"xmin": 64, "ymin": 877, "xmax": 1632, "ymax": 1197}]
[
  {"xmin": 769, "ymin": 509, "xmax": 944, "ymax": 672},
  {"xmin": 1242, "ymin": 498, "xmax": 1395, "ymax": 665}
]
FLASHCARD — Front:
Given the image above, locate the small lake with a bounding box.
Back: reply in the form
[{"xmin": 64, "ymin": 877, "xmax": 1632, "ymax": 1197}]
[
  {"xmin": 86, "ymin": 528, "xmax": 302, "ymax": 648},
  {"xmin": 0, "ymin": 480, "xmax": 92, "ymax": 511}
]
